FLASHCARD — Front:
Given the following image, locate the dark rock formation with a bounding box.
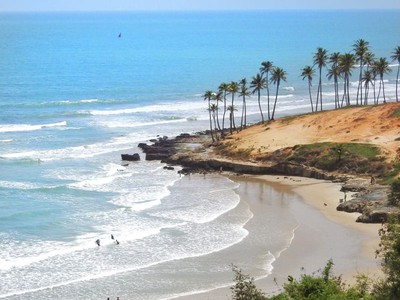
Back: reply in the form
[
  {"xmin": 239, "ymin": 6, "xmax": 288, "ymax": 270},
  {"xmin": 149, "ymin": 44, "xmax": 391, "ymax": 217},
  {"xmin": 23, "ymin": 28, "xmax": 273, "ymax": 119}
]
[{"xmin": 121, "ymin": 153, "xmax": 140, "ymax": 161}]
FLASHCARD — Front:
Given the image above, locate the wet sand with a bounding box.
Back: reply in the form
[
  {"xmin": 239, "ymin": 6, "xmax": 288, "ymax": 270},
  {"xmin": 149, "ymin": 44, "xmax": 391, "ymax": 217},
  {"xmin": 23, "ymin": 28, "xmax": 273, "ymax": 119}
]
[{"xmin": 175, "ymin": 175, "xmax": 381, "ymax": 299}]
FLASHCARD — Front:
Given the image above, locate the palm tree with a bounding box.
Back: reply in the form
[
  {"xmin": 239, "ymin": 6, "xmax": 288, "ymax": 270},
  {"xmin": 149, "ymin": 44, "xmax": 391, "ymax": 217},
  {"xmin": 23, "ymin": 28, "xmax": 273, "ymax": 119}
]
[
  {"xmin": 250, "ymin": 73, "xmax": 266, "ymax": 123},
  {"xmin": 313, "ymin": 47, "xmax": 328, "ymax": 111},
  {"xmin": 213, "ymin": 91, "xmax": 223, "ymax": 131},
  {"xmin": 239, "ymin": 78, "xmax": 251, "ymax": 130},
  {"xmin": 371, "ymin": 61, "xmax": 379, "ymax": 104},
  {"xmin": 328, "ymin": 52, "xmax": 341, "ymax": 109},
  {"xmin": 364, "ymin": 51, "xmax": 375, "ymax": 71},
  {"xmin": 301, "ymin": 66, "xmax": 315, "ymax": 112},
  {"xmin": 270, "ymin": 67, "xmax": 287, "ymax": 120},
  {"xmin": 218, "ymin": 82, "xmax": 229, "ymax": 131},
  {"xmin": 391, "ymin": 46, "xmax": 400, "ymax": 102},
  {"xmin": 260, "ymin": 61, "xmax": 273, "ymax": 120},
  {"xmin": 362, "ymin": 70, "xmax": 373, "ymax": 105},
  {"xmin": 353, "ymin": 39, "xmax": 369, "ymax": 105},
  {"xmin": 338, "ymin": 53, "xmax": 356, "ymax": 106},
  {"xmin": 375, "ymin": 57, "xmax": 392, "ymax": 103},
  {"xmin": 203, "ymin": 90, "xmax": 215, "ymax": 142},
  {"xmin": 227, "ymin": 105, "xmax": 237, "ymax": 135},
  {"xmin": 209, "ymin": 103, "xmax": 219, "ymax": 138},
  {"xmin": 227, "ymin": 81, "xmax": 239, "ymax": 131}
]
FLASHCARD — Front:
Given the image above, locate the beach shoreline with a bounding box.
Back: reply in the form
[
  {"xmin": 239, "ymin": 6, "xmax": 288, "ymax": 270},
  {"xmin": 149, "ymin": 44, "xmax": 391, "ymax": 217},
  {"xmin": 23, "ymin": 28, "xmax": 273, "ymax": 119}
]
[{"xmin": 175, "ymin": 174, "xmax": 382, "ymax": 300}]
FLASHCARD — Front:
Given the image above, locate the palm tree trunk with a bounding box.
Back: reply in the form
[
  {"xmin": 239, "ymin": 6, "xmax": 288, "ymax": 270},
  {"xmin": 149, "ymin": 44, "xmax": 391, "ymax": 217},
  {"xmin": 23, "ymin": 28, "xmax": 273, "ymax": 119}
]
[
  {"xmin": 356, "ymin": 62, "xmax": 363, "ymax": 105},
  {"xmin": 377, "ymin": 77, "xmax": 382, "ymax": 103},
  {"xmin": 315, "ymin": 77, "xmax": 320, "ymax": 112},
  {"xmin": 244, "ymin": 99, "xmax": 247, "ymax": 128},
  {"xmin": 347, "ymin": 75, "xmax": 351, "ymax": 106},
  {"xmin": 216, "ymin": 102, "xmax": 221, "ymax": 131},
  {"xmin": 334, "ymin": 76, "xmax": 339, "ymax": 109},
  {"xmin": 208, "ymin": 101, "xmax": 214, "ymax": 142},
  {"xmin": 308, "ymin": 81, "xmax": 314, "ymax": 112},
  {"xmin": 396, "ymin": 65, "xmax": 399, "ymax": 102},
  {"xmin": 266, "ymin": 75, "xmax": 271, "ymax": 120},
  {"xmin": 271, "ymin": 81, "xmax": 280, "ymax": 120},
  {"xmin": 319, "ymin": 68, "xmax": 323, "ymax": 111},
  {"xmin": 222, "ymin": 93, "xmax": 227, "ymax": 131},
  {"xmin": 341, "ymin": 79, "xmax": 347, "ymax": 108},
  {"xmin": 231, "ymin": 94, "xmax": 236, "ymax": 130},
  {"xmin": 229, "ymin": 112, "xmax": 233, "ymax": 135},
  {"xmin": 382, "ymin": 79, "xmax": 386, "ymax": 103},
  {"xmin": 257, "ymin": 90, "xmax": 264, "ymax": 123},
  {"xmin": 240, "ymin": 96, "xmax": 245, "ymax": 130}
]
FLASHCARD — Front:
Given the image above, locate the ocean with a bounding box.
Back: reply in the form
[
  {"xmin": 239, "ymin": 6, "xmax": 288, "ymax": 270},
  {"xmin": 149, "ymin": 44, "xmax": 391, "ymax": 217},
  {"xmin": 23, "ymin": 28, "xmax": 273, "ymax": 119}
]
[{"xmin": 0, "ymin": 10, "xmax": 399, "ymax": 299}]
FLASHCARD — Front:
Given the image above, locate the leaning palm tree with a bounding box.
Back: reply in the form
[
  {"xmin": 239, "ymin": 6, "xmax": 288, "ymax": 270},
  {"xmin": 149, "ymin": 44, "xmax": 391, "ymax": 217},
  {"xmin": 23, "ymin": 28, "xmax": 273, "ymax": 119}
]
[
  {"xmin": 301, "ymin": 66, "xmax": 315, "ymax": 112},
  {"xmin": 239, "ymin": 78, "xmax": 251, "ymax": 130},
  {"xmin": 362, "ymin": 70, "xmax": 373, "ymax": 105},
  {"xmin": 260, "ymin": 61, "xmax": 273, "ymax": 120},
  {"xmin": 391, "ymin": 46, "xmax": 400, "ymax": 102},
  {"xmin": 227, "ymin": 81, "xmax": 240, "ymax": 131},
  {"xmin": 270, "ymin": 67, "xmax": 287, "ymax": 120},
  {"xmin": 226, "ymin": 105, "xmax": 237, "ymax": 135},
  {"xmin": 218, "ymin": 82, "xmax": 229, "ymax": 131},
  {"xmin": 203, "ymin": 90, "xmax": 215, "ymax": 142},
  {"xmin": 313, "ymin": 47, "xmax": 328, "ymax": 111},
  {"xmin": 375, "ymin": 57, "xmax": 392, "ymax": 103},
  {"xmin": 353, "ymin": 39, "xmax": 369, "ymax": 105},
  {"xmin": 250, "ymin": 73, "xmax": 266, "ymax": 123},
  {"xmin": 338, "ymin": 53, "xmax": 356, "ymax": 106}
]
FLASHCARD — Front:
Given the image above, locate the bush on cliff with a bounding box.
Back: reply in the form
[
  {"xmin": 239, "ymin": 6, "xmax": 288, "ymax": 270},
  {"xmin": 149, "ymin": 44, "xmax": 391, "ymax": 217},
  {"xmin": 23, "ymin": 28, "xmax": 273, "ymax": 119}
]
[{"xmin": 389, "ymin": 179, "xmax": 400, "ymax": 207}]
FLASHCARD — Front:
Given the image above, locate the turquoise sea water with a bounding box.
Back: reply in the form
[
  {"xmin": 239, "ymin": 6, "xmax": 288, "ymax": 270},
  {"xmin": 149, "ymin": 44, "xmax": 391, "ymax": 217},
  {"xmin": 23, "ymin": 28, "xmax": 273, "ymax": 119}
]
[{"xmin": 0, "ymin": 10, "xmax": 399, "ymax": 299}]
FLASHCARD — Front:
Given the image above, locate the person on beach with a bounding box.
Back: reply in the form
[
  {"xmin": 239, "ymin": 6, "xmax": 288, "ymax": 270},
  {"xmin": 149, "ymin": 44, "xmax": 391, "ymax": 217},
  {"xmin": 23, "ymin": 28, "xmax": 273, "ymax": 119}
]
[
  {"xmin": 115, "ymin": 240, "xmax": 120, "ymax": 245},
  {"xmin": 95, "ymin": 239, "xmax": 100, "ymax": 246},
  {"xmin": 111, "ymin": 234, "xmax": 114, "ymax": 240}
]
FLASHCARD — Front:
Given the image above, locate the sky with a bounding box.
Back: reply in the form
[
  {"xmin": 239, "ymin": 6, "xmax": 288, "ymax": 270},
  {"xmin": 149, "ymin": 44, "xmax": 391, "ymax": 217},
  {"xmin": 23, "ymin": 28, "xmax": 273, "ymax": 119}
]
[{"xmin": 1, "ymin": 0, "xmax": 400, "ymax": 12}]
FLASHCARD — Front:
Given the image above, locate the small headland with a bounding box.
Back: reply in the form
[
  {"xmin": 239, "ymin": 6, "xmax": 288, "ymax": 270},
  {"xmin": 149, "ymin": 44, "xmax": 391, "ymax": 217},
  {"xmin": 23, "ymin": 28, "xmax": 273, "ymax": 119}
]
[{"xmin": 127, "ymin": 103, "xmax": 400, "ymax": 223}]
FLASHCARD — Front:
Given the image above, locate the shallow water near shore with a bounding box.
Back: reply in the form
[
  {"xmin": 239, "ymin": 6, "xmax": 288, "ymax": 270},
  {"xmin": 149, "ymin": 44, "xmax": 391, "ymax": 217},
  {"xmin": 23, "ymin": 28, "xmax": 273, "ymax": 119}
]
[{"xmin": 0, "ymin": 10, "xmax": 397, "ymax": 299}]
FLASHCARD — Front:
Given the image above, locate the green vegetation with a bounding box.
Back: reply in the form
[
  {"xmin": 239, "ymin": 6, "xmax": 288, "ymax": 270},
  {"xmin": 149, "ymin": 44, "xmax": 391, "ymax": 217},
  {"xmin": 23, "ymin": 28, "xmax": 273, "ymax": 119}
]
[
  {"xmin": 382, "ymin": 163, "xmax": 400, "ymax": 185},
  {"xmin": 216, "ymin": 141, "xmax": 255, "ymax": 160},
  {"xmin": 231, "ymin": 218, "xmax": 400, "ymax": 300},
  {"xmin": 389, "ymin": 179, "xmax": 400, "ymax": 207},
  {"xmin": 390, "ymin": 107, "xmax": 400, "ymax": 117},
  {"xmin": 287, "ymin": 142, "xmax": 387, "ymax": 175}
]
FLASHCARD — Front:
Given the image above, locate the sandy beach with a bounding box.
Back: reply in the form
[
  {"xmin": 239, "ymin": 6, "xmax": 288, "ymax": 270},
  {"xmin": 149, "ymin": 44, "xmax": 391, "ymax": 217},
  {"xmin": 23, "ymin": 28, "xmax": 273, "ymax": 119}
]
[{"xmin": 176, "ymin": 174, "xmax": 382, "ymax": 299}]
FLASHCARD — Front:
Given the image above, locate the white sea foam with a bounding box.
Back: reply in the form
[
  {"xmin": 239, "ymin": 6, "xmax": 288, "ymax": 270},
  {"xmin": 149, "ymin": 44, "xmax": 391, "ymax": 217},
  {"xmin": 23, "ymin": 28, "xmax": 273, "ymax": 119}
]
[
  {"xmin": 0, "ymin": 139, "xmax": 12, "ymax": 143},
  {"xmin": 0, "ymin": 121, "xmax": 67, "ymax": 133},
  {"xmin": 0, "ymin": 180, "xmax": 45, "ymax": 190}
]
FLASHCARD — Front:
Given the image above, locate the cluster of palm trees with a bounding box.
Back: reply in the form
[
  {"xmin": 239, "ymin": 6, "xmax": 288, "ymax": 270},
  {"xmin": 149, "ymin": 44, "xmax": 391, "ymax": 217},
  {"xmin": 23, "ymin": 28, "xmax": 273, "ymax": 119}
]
[
  {"xmin": 301, "ymin": 41, "xmax": 400, "ymax": 112},
  {"xmin": 204, "ymin": 40, "xmax": 400, "ymax": 142},
  {"xmin": 204, "ymin": 63, "xmax": 287, "ymax": 141}
]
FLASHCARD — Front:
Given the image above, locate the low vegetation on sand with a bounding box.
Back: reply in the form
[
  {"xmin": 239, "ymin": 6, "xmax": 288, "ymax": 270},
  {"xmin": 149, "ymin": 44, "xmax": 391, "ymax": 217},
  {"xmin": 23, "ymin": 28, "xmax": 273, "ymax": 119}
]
[{"xmin": 231, "ymin": 217, "xmax": 400, "ymax": 299}]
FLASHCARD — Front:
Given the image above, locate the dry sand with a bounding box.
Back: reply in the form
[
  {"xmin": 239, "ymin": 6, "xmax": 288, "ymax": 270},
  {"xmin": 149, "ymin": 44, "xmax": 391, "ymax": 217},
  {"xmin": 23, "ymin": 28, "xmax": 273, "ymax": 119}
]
[
  {"xmin": 175, "ymin": 175, "xmax": 382, "ymax": 300},
  {"xmin": 226, "ymin": 102, "xmax": 400, "ymax": 161}
]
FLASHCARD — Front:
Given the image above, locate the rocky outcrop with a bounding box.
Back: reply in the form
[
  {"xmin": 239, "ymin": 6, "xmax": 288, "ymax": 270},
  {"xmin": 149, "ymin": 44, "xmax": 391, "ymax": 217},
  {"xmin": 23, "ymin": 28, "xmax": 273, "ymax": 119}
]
[
  {"xmin": 133, "ymin": 132, "xmax": 398, "ymax": 223},
  {"xmin": 121, "ymin": 153, "xmax": 140, "ymax": 161},
  {"xmin": 336, "ymin": 179, "xmax": 399, "ymax": 223}
]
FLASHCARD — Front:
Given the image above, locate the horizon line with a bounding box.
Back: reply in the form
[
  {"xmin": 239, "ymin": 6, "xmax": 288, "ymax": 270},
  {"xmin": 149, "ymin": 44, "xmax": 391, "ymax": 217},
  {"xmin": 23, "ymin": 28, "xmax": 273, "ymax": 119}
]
[{"xmin": 1, "ymin": 8, "xmax": 399, "ymax": 13}]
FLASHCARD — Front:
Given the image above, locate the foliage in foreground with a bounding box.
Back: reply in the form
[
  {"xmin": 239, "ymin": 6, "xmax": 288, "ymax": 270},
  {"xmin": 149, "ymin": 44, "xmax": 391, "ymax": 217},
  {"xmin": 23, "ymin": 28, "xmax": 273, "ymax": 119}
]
[{"xmin": 231, "ymin": 217, "xmax": 400, "ymax": 300}]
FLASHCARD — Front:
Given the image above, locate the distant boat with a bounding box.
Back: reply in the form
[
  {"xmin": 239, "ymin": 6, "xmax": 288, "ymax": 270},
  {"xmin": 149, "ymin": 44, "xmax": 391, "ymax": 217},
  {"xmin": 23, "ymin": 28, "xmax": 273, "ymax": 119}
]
[{"xmin": 118, "ymin": 33, "xmax": 121, "ymax": 38}]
